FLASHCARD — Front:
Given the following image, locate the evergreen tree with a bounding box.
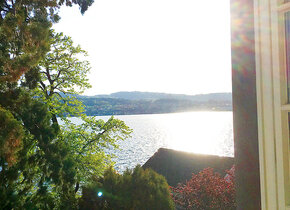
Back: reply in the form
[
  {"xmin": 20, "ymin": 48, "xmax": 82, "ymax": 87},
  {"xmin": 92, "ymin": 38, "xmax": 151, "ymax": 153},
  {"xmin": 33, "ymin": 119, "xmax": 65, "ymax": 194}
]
[
  {"xmin": 79, "ymin": 166, "xmax": 175, "ymax": 210},
  {"xmin": 0, "ymin": 89, "xmax": 64, "ymax": 208},
  {"xmin": 0, "ymin": 0, "xmax": 93, "ymax": 84}
]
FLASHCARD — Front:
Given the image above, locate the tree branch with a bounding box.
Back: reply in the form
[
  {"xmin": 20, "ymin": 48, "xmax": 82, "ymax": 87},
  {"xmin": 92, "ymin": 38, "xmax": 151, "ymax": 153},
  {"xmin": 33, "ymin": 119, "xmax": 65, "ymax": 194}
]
[
  {"xmin": 46, "ymin": 67, "xmax": 53, "ymax": 85},
  {"xmin": 81, "ymin": 129, "xmax": 108, "ymax": 152},
  {"xmin": 51, "ymin": 52, "xmax": 74, "ymax": 83},
  {"xmin": 55, "ymin": 91, "xmax": 65, "ymax": 102},
  {"xmin": 39, "ymin": 81, "xmax": 49, "ymax": 98}
]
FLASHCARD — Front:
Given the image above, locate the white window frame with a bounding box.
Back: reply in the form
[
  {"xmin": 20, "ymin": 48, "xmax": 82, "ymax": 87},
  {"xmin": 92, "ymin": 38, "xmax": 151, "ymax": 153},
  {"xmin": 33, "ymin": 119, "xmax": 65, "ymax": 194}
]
[{"xmin": 255, "ymin": 0, "xmax": 290, "ymax": 209}]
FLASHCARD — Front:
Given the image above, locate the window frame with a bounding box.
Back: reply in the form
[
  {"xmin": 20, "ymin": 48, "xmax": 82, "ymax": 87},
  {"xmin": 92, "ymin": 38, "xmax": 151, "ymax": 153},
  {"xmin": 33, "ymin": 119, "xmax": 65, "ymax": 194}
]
[
  {"xmin": 255, "ymin": 0, "xmax": 290, "ymax": 209},
  {"xmin": 276, "ymin": 3, "xmax": 290, "ymax": 209}
]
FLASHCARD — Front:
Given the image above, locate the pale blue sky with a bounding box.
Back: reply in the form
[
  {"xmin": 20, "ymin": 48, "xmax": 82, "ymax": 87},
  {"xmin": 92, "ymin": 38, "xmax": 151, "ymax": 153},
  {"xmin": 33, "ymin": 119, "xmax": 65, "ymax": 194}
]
[{"xmin": 53, "ymin": 0, "xmax": 232, "ymax": 96}]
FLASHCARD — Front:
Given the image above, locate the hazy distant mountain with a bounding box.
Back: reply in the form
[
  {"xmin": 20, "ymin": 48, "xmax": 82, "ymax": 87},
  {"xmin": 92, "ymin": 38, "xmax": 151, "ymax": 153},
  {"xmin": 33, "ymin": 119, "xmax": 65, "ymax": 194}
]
[
  {"xmin": 91, "ymin": 91, "xmax": 232, "ymax": 102},
  {"xmin": 78, "ymin": 91, "xmax": 232, "ymax": 116}
]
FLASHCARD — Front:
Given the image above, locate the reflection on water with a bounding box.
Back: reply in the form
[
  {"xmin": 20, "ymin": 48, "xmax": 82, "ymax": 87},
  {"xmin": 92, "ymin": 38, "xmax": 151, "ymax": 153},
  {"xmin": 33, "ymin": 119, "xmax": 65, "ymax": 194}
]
[
  {"xmin": 68, "ymin": 111, "xmax": 234, "ymax": 172},
  {"xmin": 155, "ymin": 112, "xmax": 233, "ymax": 156}
]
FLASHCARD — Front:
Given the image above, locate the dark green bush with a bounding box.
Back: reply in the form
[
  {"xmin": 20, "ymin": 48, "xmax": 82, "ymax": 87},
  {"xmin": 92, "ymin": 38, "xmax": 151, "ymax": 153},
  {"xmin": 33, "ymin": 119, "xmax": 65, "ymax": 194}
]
[{"xmin": 79, "ymin": 165, "xmax": 174, "ymax": 210}]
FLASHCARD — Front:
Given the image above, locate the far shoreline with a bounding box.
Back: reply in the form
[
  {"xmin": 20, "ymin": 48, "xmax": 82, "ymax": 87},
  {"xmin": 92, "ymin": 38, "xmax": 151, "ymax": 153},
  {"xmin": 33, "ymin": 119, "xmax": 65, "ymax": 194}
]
[{"xmin": 85, "ymin": 109, "xmax": 233, "ymax": 117}]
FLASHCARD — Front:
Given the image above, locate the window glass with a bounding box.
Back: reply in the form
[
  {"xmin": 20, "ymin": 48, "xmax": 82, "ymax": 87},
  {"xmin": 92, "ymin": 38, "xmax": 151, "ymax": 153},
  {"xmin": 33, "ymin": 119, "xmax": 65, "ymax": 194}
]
[{"xmin": 286, "ymin": 12, "xmax": 290, "ymax": 102}]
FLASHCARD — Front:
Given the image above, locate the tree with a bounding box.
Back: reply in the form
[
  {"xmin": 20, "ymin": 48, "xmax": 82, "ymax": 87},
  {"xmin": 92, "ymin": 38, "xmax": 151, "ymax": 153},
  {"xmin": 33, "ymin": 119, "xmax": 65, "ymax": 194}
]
[
  {"xmin": 171, "ymin": 167, "xmax": 236, "ymax": 210},
  {"xmin": 79, "ymin": 165, "xmax": 175, "ymax": 210},
  {"xmin": 0, "ymin": 0, "xmax": 94, "ymax": 84},
  {"xmin": 0, "ymin": 0, "xmax": 95, "ymax": 177},
  {"xmin": 34, "ymin": 31, "xmax": 91, "ymax": 122},
  {"xmin": 0, "ymin": 31, "xmax": 131, "ymax": 208},
  {"xmin": 0, "ymin": 90, "xmax": 65, "ymax": 209},
  {"xmin": 0, "ymin": 0, "xmax": 95, "ymax": 163},
  {"xmin": 0, "ymin": 1, "xmax": 132, "ymax": 208},
  {"xmin": 33, "ymin": 31, "xmax": 132, "ymax": 197},
  {"xmin": 0, "ymin": 106, "xmax": 24, "ymax": 166},
  {"xmin": 0, "ymin": 0, "xmax": 94, "ymax": 207}
]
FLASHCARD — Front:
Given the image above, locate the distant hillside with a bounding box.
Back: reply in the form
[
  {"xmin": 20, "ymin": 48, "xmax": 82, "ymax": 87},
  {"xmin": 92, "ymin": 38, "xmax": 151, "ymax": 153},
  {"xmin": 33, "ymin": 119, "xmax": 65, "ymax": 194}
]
[
  {"xmin": 91, "ymin": 91, "xmax": 232, "ymax": 102},
  {"xmin": 78, "ymin": 91, "xmax": 232, "ymax": 116}
]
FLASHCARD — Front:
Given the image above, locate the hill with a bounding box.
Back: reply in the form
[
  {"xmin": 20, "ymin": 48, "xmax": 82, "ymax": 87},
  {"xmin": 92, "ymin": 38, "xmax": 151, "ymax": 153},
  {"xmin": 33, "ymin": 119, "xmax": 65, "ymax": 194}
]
[
  {"xmin": 89, "ymin": 91, "xmax": 232, "ymax": 102},
  {"xmin": 79, "ymin": 91, "xmax": 232, "ymax": 116}
]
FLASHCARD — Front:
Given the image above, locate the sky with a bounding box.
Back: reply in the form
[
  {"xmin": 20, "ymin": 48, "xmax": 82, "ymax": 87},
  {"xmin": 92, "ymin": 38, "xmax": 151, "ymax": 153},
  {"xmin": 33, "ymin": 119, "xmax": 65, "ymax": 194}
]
[{"xmin": 53, "ymin": 0, "xmax": 232, "ymax": 96}]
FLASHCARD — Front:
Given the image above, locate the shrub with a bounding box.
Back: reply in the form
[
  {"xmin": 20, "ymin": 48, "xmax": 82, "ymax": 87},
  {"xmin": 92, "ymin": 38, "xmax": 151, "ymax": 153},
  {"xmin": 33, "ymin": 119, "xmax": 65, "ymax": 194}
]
[
  {"xmin": 171, "ymin": 166, "xmax": 235, "ymax": 210},
  {"xmin": 79, "ymin": 165, "xmax": 175, "ymax": 210}
]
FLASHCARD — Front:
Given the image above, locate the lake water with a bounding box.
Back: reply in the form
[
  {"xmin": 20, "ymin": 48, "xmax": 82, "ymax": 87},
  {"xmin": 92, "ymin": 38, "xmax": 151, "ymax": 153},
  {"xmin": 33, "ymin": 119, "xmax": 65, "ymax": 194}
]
[{"xmin": 69, "ymin": 111, "xmax": 234, "ymax": 172}]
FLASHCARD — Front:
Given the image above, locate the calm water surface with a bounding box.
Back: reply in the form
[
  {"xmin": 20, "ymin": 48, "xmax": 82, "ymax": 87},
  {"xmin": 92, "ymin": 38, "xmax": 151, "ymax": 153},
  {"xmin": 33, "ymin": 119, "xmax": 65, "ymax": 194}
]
[{"xmin": 69, "ymin": 111, "xmax": 234, "ymax": 172}]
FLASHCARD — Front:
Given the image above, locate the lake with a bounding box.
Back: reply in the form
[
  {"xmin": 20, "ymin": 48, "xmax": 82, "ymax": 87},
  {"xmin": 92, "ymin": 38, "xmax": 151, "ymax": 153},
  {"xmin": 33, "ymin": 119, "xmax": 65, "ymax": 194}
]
[{"xmin": 69, "ymin": 111, "xmax": 234, "ymax": 172}]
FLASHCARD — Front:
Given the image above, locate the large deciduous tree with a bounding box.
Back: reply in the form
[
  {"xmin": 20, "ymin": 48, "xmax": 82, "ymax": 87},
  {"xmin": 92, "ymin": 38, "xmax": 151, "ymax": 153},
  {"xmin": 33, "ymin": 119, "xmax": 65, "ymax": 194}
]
[
  {"xmin": 35, "ymin": 32, "xmax": 91, "ymax": 121},
  {"xmin": 1, "ymin": 29, "xmax": 132, "ymax": 208},
  {"xmin": 34, "ymin": 31, "xmax": 132, "ymax": 194}
]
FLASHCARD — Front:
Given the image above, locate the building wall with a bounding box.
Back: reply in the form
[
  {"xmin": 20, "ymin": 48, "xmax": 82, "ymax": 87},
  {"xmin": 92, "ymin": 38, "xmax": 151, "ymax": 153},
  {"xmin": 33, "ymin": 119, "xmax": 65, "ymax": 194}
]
[{"xmin": 230, "ymin": 0, "xmax": 261, "ymax": 209}]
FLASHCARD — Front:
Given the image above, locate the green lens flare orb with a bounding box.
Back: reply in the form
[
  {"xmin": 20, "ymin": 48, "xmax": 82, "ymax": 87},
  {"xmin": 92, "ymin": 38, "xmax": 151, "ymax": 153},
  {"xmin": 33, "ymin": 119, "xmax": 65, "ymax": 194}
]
[{"xmin": 98, "ymin": 192, "xmax": 103, "ymax": 197}]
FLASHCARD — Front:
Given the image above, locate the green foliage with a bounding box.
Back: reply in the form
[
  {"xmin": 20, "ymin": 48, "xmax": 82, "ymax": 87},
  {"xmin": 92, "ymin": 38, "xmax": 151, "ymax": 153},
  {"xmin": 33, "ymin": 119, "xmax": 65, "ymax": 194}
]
[
  {"xmin": 6, "ymin": 31, "xmax": 130, "ymax": 209},
  {"xmin": 0, "ymin": 0, "xmax": 51, "ymax": 83},
  {"xmin": 0, "ymin": 0, "xmax": 93, "ymax": 84},
  {"xmin": 1, "ymin": 10, "xmax": 130, "ymax": 210},
  {"xmin": 33, "ymin": 31, "xmax": 91, "ymax": 118},
  {"xmin": 39, "ymin": 32, "xmax": 92, "ymax": 95},
  {"xmin": 60, "ymin": 115, "xmax": 131, "ymax": 183},
  {"xmin": 0, "ymin": 0, "xmax": 95, "ymax": 188},
  {"xmin": 0, "ymin": 1, "xmax": 132, "ymax": 209},
  {"xmin": 79, "ymin": 165, "xmax": 175, "ymax": 210},
  {"xmin": 0, "ymin": 105, "xmax": 23, "ymax": 166},
  {"xmin": 0, "ymin": 89, "xmax": 68, "ymax": 209},
  {"xmin": 32, "ymin": 31, "xmax": 132, "ymax": 187}
]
